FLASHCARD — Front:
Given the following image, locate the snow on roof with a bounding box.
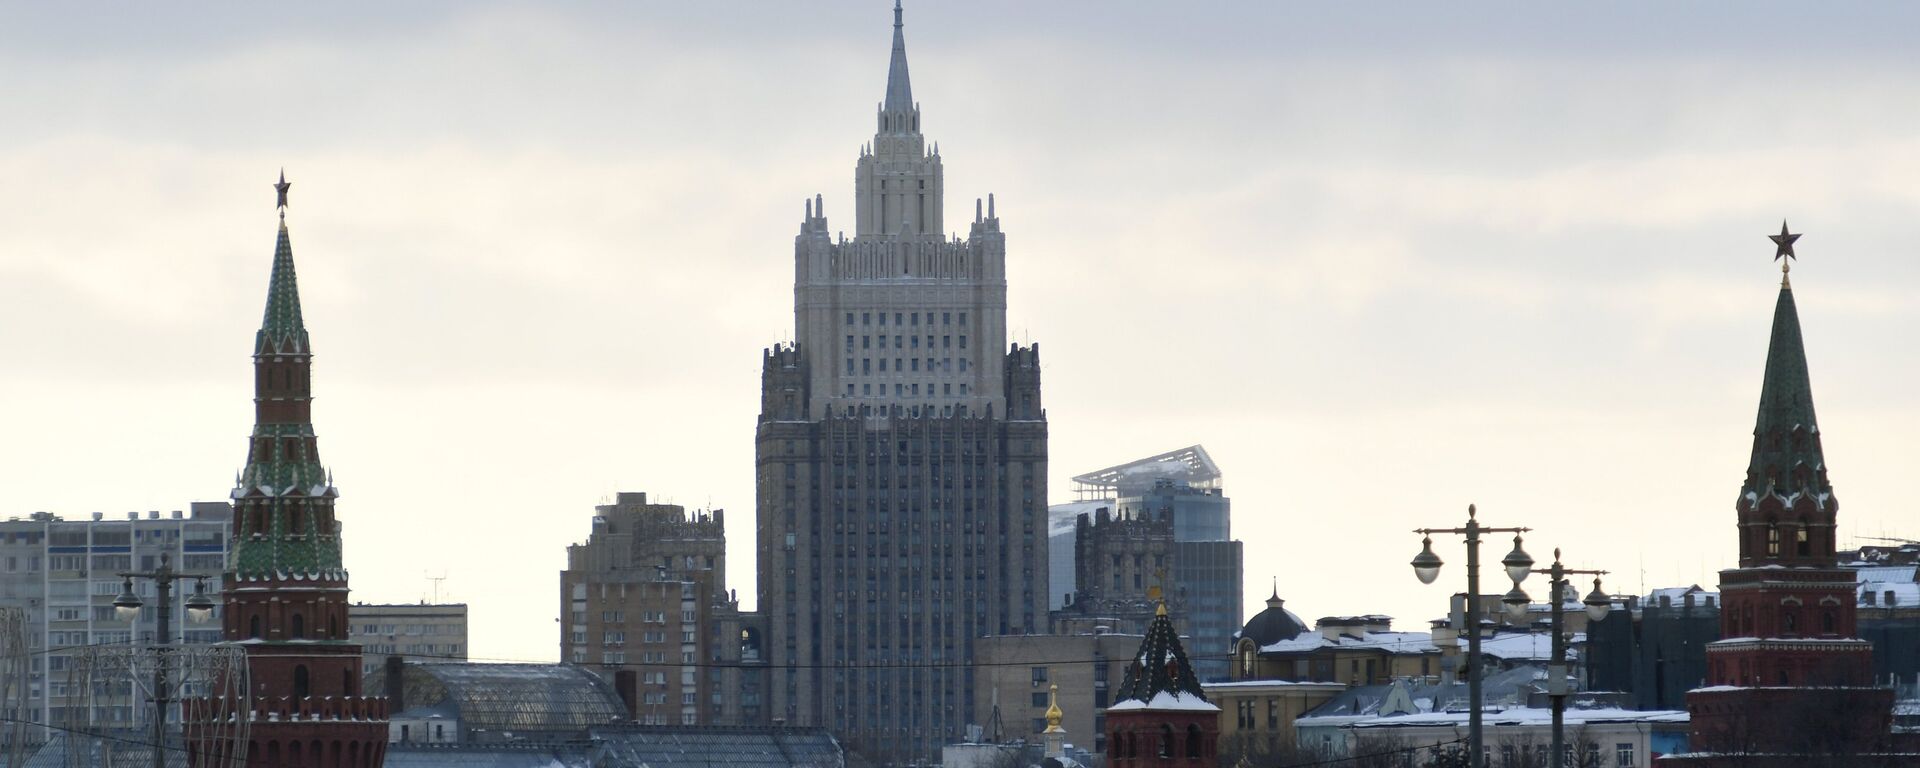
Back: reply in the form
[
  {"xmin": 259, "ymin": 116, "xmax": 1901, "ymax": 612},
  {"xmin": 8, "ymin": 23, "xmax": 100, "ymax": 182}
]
[
  {"xmin": 1473, "ymin": 631, "xmax": 1562, "ymax": 662},
  {"xmin": 1105, "ymin": 690, "xmax": 1221, "ymax": 713},
  {"xmin": 1309, "ymin": 706, "xmax": 1688, "ymax": 729},
  {"xmin": 1203, "ymin": 680, "xmax": 1347, "ymax": 690},
  {"xmin": 1850, "ymin": 565, "xmax": 1916, "ymax": 583},
  {"xmin": 1259, "ymin": 631, "xmax": 1435, "ymax": 655}
]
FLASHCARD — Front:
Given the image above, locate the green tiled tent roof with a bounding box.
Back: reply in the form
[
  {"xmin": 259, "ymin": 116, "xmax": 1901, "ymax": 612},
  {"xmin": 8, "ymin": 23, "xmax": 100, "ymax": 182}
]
[
  {"xmin": 256, "ymin": 221, "xmax": 310, "ymax": 355},
  {"xmin": 1741, "ymin": 283, "xmax": 1834, "ymax": 507}
]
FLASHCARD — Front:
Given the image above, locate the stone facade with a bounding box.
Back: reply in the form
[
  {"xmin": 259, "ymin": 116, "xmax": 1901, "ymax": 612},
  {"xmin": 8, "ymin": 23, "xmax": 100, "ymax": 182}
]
[{"xmin": 755, "ymin": 5, "xmax": 1048, "ymax": 763}]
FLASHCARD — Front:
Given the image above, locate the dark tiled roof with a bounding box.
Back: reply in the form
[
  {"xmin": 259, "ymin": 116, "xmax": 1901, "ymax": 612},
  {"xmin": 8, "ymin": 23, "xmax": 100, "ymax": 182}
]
[
  {"xmin": 1112, "ymin": 605, "xmax": 1211, "ymax": 706},
  {"xmin": 1741, "ymin": 284, "xmax": 1834, "ymax": 511}
]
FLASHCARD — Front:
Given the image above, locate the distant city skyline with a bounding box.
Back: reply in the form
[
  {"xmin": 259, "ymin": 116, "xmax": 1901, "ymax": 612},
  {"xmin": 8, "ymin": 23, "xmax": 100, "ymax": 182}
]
[{"xmin": 3, "ymin": 2, "xmax": 1920, "ymax": 668}]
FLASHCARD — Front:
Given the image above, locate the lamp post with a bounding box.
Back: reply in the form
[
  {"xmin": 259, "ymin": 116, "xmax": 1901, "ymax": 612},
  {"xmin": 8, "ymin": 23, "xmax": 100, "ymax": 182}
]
[
  {"xmin": 112, "ymin": 552, "xmax": 217, "ymax": 768},
  {"xmin": 1505, "ymin": 549, "xmax": 1611, "ymax": 768},
  {"xmin": 1411, "ymin": 504, "xmax": 1532, "ymax": 768}
]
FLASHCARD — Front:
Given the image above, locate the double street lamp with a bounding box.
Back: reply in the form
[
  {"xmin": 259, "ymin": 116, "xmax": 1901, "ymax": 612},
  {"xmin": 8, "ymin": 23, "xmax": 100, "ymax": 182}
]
[
  {"xmin": 1508, "ymin": 549, "xmax": 1611, "ymax": 768},
  {"xmin": 111, "ymin": 553, "xmax": 217, "ymax": 768},
  {"xmin": 1410, "ymin": 504, "xmax": 1533, "ymax": 767}
]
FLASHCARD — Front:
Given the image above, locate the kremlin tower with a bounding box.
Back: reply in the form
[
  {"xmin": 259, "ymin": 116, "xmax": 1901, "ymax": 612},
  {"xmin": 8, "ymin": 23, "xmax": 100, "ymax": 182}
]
[
  {"xmin": 184, "ymin": 174, "xmax": 388, "ymax": 767},
  {"xmin": 1676, "ymin": 224, "xmax": 1893, "ymax": 764}
]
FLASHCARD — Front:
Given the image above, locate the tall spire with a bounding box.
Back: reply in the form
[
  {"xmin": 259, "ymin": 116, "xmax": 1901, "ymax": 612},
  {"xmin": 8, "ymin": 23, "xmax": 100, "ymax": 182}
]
[
  {"xmin": 1742, "ymin": 261, "xmax": 1829, "ymax": 502},
  {"xmin": 258, "ymin": 172, "xmax": 309, "ymax": 355},
  {"xmin": 883, "ymin": 0, "xmax": 914, "ymax": 116},
  {"xmin": 1738, "ymin": 222, "xmax": 1836, "ymax": 564}
]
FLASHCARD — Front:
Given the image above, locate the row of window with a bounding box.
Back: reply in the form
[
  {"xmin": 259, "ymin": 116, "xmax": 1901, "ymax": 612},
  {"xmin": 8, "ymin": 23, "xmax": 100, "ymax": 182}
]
[
  {"xmin": 846, "ymin": 356, "xmax": 970, "ymax": 375},
  {"xmin": 845, "ymin": 382, "xmax": 971, "ymax": 398},
  {"xmin": 847, "ymin": 311, "xmax": 967, "ymax": 328},
  {"xmin": 847, "ymin": 334, "xmax": 967, "ymax": 351}
]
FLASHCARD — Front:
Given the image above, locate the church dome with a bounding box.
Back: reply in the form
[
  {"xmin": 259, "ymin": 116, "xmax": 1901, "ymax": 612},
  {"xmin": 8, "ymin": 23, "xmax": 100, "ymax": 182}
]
[{"xmin": 1238, "ymin": 586, "xmax": 1306, "ymax": 646}]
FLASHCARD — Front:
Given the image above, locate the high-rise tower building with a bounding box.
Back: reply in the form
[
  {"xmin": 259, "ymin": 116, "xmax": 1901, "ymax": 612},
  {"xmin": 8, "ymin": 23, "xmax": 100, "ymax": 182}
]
[
  {"xmin": 184, "ymin": 175, "xmax": 388, "ymax": 767},
  {"xmin": 756, "ymin": 4, "xmax": 1048, "ymax": 762},
  {"xmin": 1680, "ymin": 227, "xmax": 1893, "ymax": 762}
]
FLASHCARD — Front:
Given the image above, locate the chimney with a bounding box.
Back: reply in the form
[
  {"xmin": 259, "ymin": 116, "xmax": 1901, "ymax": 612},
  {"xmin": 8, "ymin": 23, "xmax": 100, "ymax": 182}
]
[
  {"xmin": 384, "ymin": 656, "xmax": 406, "ymax": 713},
  {"xmin": 614, "ymin": 669, "xmax": 639, "ymax": 721}
]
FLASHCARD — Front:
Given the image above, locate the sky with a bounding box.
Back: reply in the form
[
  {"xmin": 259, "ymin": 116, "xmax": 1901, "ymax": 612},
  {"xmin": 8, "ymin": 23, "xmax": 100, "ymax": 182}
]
[{"xmin": 2, "ymin": 2, "xmax": 1919, "ymax": 666}]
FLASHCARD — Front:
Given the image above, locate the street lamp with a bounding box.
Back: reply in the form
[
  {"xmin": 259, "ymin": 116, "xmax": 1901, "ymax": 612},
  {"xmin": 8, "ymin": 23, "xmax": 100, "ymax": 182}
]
[
  {"xmin": 116, "ymin": 552, "xmax": 216, "ymax": 768},
  {"xmin": 1411, "ymin": 504, "xmax": 1530, "ymax": 768},
  {"xmin": 1529, "ymin": 549, "xmax": 1610, "ymax": 768}
]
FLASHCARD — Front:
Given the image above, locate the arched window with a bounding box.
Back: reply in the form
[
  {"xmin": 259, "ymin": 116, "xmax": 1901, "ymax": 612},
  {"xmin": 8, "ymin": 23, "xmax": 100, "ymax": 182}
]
[
  {"xmin": 291, "ymin": 613, "xmax": 305, "ymax": 639},
  {"xmin": 344, "ymin": 669, "xmax": 355, "ymax": 696},
  {"xmin": 328, "ymin": 614, "xmax": 338, "ymax": 639},
  {"xmin": 1766, "ymin": 525, "xmax": 1781, "ymax": 556},
  {"xmin": 1796, "ymin": 525, "xmax": 1811, "ymax": 556},
  {"xmin": 1783, "ymin": 612, "xmax": 1796, "ymax": 634},
  {"xmin": 294, "ymin": 665, "xmax": 310, "ymax": 699},
  {"xmin": 1159, "ymin": 724, "xmax": 1174, "ymax": 759},
  {"xmin": 1186, "ymin": 724, "xmax": 1203, "ymax": 758},
  {"xmin": 249, "ymin": 615, "xmax": 262, "ymax": 639},
  {"xmin": 1823, "ymin": 611, "xmax": 1835, "ymax": 634}
]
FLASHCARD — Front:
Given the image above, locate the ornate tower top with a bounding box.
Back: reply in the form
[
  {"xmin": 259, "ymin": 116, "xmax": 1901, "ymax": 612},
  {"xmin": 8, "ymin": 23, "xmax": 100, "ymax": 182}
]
[
  {"xmin": 231, "ymin": 171, "xmax": 343, "ymax": 581},
  {"xmin": 884, "ymin": 0, "xmax": 913, "ymax": 118},
  {"xmin": 1110, "ymin": 602, "xmax": 1216, "ymax": 711},
  {"xmin": 258, "ymin": 175, "xmax": 310, "ymax": 357},
  {"xmin": 1737, "ymin": 221, "xmax": 1837, "ymax": 566}
]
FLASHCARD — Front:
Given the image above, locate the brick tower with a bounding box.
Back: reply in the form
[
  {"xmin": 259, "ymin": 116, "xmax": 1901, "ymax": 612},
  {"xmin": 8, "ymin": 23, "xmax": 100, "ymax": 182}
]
[
  {"xmin": 185, "ymin": 174, "xmax": 387, "ymax": 767},
  {"xmin": 1681, "ymin": 225, "xmax": 1892, "ymax": 762},
  {"xmin": 1105, "ymin": 602, "xmax": 1220, "ymax": 768}
]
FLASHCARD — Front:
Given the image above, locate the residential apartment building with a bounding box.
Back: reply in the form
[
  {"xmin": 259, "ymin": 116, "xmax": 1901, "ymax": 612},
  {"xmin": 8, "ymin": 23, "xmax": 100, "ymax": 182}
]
[
  {"xmin": 563, "ymin": 491, "xmax": 763, "ymax": 726},
  {"xmin": 0, "ymin": 502, "xmax": 232, "ymax": 734},
  {"xmin": 351, "ymin": 602, "xmax": 468, "ymax": 691}
]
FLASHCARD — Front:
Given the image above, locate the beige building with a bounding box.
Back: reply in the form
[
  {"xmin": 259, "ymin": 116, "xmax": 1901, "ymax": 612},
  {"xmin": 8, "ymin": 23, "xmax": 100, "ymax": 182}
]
[
  {"xmin": 974, "ymin": 632, "xmax": 1140, "ymax": 754},
  {"xmin": 1204, "ymin": 679, "xmax": 1346, "ymax": 758},
  {"xmin": 562, "ymin": 491, "xmax": 765, "ymax": 726},
  {"xmin": 350, "ymin": 602, "xmax": 468, "ymax": 690}
]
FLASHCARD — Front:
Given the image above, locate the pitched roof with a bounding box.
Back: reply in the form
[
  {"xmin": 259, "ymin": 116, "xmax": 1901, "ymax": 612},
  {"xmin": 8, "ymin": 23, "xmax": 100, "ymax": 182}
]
[
  {"xmin": 1741, "ymin": 283, "xmax": 1833, "ymax": 511},
  {"xmin": 1110, "ymin": 605, "xmax": 1217, "ymax": 712},
  {"xmin": 256, "ymin": 219, "xmax": 311, "ymax": 355}
]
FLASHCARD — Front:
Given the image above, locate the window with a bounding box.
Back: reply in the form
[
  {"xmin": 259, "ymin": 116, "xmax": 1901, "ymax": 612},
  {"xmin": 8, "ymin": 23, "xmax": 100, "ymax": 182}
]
[
  {"xmin": 959, "ymin": 335, "xmax": 968, "ymax": 349},
  {"xmin": 862, "ymin": 312, "xmax": 870, "ymax": 325},
  {"xmin": 1796, "ymin": 526, "xmax": 1810, "ymax": 556},
  {"xmin": 959, "ymin": 312, "xmax": 967, "ymax": 325},
  {"xmin": 1031, "ymin": 667, "xmax": 1048, "ymax": 684},
  {"xmin": 1031, "ymin": 692, "xmax": 1048, "ymax": 708},
  {"xmin": 845, "ymin": 313, "xmax": 853, "ymax": 325},
  {"xmin": 1615, "ymin": 743, "xmax": 1634, "ymax": 767},
  {"xmin": 1767, "ymin": 525, "xmax": 1780, "ymax": 556}
]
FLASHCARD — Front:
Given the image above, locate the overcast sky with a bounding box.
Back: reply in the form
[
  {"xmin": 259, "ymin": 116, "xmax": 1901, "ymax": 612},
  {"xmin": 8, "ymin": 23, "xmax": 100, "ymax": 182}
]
[{"xmin": 3, "ymin": 2, "xmax": 1919, "ymax": 665}]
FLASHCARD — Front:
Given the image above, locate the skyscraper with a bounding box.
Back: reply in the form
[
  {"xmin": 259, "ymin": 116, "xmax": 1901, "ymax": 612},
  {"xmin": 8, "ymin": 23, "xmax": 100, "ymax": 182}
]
[
  {"xmin": 755, "ymin": 4, "xmax": 1048, "ymax": 762},
  {"xmin": 184, "ymin": 176, "xmax": 388, "ymax": 767}
]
